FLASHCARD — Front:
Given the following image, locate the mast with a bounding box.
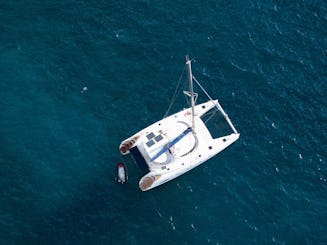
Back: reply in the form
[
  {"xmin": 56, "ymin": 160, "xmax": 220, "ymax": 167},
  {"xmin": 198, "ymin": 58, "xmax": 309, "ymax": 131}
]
[{"xmin": 185, "ymin": 55, "xmax": 195, "ymax": 129}]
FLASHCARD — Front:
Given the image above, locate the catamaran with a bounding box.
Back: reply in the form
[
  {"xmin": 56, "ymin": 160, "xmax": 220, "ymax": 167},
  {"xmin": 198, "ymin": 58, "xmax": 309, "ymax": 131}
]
[{"xmin": 119, "ymin": 56, "xmax": 239, "ymax": 191}]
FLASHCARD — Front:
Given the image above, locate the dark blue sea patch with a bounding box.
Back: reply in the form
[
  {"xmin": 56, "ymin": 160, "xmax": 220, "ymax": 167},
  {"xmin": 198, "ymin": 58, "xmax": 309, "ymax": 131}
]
[{"xmin": 0, "ymin": 0, "xmax": 326, "ymax": 244}]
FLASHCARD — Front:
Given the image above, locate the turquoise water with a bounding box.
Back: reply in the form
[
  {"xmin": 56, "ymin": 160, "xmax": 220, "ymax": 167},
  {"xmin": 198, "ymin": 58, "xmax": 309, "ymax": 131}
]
[{"xmin": 0, "ymin": 1, "xmax": 326, "ymax": 244}]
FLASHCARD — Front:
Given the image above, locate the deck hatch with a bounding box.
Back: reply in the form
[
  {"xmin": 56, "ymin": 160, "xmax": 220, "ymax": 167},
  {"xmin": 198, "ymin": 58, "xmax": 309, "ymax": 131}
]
[
  {"xmin": 154, "ymin": 134, "xmax": 163, "ymax": 142},
  {"xmin": 146, "ymin": 139, "xmax": 155, "ymax": 147},
  {"xmin": 146, "ymin": 132, "xmax": 155, "ymax": 140}
]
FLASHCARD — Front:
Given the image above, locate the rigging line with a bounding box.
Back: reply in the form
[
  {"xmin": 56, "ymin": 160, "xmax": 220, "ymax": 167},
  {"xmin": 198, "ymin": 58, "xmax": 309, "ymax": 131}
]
[
  {"xmin": 192, "ymin": 76, "xmax": 238, "ymax": 134},
  {"xmin": 204, "ymin": 109, "xmax": 217, "ymax": 124},
  {"xmin": 163, "ymin": 65, "xmax": 186, "ymax": 118}
]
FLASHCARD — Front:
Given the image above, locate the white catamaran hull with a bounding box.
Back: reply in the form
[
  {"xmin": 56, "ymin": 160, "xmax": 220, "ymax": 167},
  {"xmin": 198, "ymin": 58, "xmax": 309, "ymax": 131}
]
[
  {"xmin": 139, "ymin": 133, "xmax": 239, "ymax": 191},
  {"xmin": 119, "ymin": 101, "xmax": 239, "ymax": 191},
  {"xmin": 119, "ymin": 56, "xmax": 239, "ymax": 191}
]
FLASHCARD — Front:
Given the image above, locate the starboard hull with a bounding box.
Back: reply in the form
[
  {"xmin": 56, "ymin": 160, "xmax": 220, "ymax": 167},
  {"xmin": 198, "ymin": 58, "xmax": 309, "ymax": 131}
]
[{"xmin": 138, "ymin": 133, "xmax": 240, "ymax": 191}]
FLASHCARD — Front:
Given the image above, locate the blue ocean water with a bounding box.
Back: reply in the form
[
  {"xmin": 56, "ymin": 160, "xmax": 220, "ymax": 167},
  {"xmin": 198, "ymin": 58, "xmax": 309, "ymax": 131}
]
[{"xmin": 0, "ymin": 0, "xmax": 326, "ymax": 244}]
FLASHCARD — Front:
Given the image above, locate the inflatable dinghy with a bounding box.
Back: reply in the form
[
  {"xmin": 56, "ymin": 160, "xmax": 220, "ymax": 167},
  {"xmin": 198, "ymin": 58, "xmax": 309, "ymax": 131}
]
[{"xmin": 116, "ymin": 162, "xmax": 128, "ymax": 184}]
